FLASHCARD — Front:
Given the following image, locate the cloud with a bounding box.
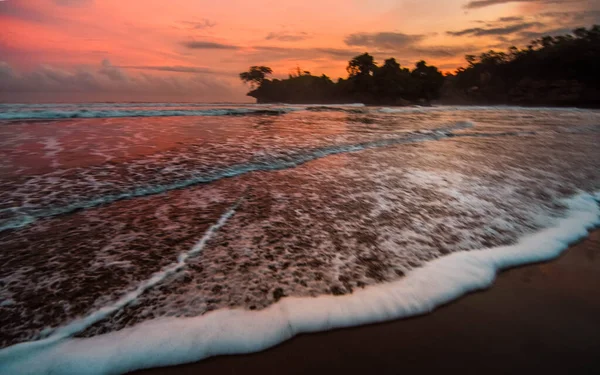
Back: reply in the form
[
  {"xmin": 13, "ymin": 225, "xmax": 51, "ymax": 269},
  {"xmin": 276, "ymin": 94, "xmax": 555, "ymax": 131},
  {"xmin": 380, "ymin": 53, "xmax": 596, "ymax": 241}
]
[
  {"xmin": 98, "ymin": 59, "xmax": 126, "ymax": 81},
  {"xmin": 0, "ymin": 1, "xmax": 63, "ymax": 24},
  {"xmin": 447, "ymin": 22, "xmax": 543, "ymax": 37},
  {"xmin": 53, "ymin": 0, "xmax": 94, "ymax": 6},
  {"xmin": 340, "ymin": 31, "xmax": 474, "ymax": 63},
  {"xmin": 180, "ymin": 19, "xmax": 216, "ymax": 30},
  {"xmin": 498, "ymin": 16, "xmax": 524, "ymax": 22},
  {"xmin": 251, "ymin": 46, "xmax": 358, "ymax": 59},
  {"xmin": 539, "ymin": 9, "xmax": 600, "ymax": 25},
  {"xmin": 517, "ymin": 27, "xmax": 578, "ymax": 41},
  {"xmin": 464, "ymin": 0, "xmax": 578, "ymax": 9},
  {"xmin": 265, "ymin": 31, "xmax": 310, "ymax": 42},
  {"xmin": 0, "ymin": 60, "xmax": 237, "ymax": 101},
  {"xmin": 118, "ymin": 65, "xmax": 217, "ymax": 74},
  {"xmin": 182, "ymin": 41, "xmax": 239, "ymax": 50},
  {"xmin": 344, "ymin": 32, "xmax": 426, "ymax": 49},
  {"xmin": 459, "ymin": 8, "xmax": 600, "ymax": 48}
]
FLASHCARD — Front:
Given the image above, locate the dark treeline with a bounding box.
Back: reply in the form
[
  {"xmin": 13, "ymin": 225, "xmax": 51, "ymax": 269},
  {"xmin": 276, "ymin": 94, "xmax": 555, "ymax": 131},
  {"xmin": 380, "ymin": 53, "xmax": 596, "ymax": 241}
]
[
  {"xmin": 446, "ymin": 25, "xmax": 600, "ymax": 107},
  {"xmin": 240, "ymin": 25, "xmax": 600, "ymax": 107},
  {"xmin": 239, "ymin": 55, "xmax": 444, "ymax": 105}
]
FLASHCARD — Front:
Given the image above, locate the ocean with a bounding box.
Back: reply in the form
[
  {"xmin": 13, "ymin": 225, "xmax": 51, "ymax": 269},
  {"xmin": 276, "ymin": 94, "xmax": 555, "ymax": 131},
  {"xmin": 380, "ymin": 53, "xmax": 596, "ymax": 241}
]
[{"xmin": 0, "ymin": 103, "xmax": 599, "ymax": 374}]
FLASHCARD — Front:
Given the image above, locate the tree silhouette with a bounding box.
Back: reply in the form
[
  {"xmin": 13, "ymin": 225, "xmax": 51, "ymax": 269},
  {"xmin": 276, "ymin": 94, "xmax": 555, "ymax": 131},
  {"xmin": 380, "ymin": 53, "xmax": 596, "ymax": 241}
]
[
  {"xmin": 450, "ymin": 25, "xmax": 600, "ymax": 107},
  {"xmin": 411, "ymin": 61, "xmax": 445, "ymax": 102},
  {"xmin": 239, "ymin": 66, "xmax": 273, "ymax": 88},
  {"xmin": 346, "ymin": 53, "xmax": 377, "ymax": 77},
  {"xmin": 239, "ymin": 54, "xmax": 449, "ymax": 105},
  {"xmin": 374, "ymin": 58, "xmax": 411, "ymax": 101},
  {"xmin": 239, "ymin": 25, "xmax": 598, "ymax": 106}
]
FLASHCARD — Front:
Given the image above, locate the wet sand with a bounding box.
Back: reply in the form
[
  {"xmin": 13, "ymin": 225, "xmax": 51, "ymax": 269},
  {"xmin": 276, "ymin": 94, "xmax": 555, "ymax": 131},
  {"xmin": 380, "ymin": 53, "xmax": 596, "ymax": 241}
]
[{"xmin": 133, "ymin": 229, "xmax": 600, "ymax": 375}]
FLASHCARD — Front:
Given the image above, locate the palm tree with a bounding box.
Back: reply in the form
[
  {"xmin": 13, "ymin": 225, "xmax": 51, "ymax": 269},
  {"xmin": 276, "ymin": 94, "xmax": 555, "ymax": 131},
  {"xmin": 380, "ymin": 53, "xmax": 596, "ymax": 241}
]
[{"xmin": 239, "ymin": 66, "xmax": 273, "ymax": 88}]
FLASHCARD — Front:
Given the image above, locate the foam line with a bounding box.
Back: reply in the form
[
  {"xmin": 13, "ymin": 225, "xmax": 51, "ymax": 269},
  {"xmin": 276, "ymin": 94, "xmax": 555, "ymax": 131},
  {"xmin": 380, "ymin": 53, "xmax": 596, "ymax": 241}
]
[
  {"xmin": 1, "ymin": 192, "xmax": 598, "ymax": 375},
  {"xmin": 0, "ymin": 121, "xmax": 473, "ymax": 233},
  {"xmin": 378, "ymin": 105, "xmax": 586, "ymax": 114},
  {"xmin": 0, "ymin": 108, "xmax": 300, "ymax": 120},
  {"xmin": 0, "ymin": 201, "xmax": 239, "ymax": 362}
]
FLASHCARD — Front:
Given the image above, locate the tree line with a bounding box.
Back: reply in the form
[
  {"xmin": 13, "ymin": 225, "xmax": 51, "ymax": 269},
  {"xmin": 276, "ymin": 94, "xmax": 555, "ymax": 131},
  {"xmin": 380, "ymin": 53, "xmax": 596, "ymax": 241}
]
[
  {"xmin": 240, "ymin": 54, "xmax": 444, "ymax": 105},
  {"xmin": 240, "ymin": 25, "xmax": 600, "ymax": 107},
  {"xmin": 446, "ymin": 25, "xmax": 600, "ymax": 107}
]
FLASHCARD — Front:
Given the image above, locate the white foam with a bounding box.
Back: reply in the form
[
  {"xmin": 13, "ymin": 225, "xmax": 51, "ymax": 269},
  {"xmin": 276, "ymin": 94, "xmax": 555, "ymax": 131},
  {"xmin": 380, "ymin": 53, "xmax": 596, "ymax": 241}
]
[
  {"xmin": 0, "ymin": 202, "xmax": 239, "ymax": 362},
  {"xmin": 378, "ymin": 105, "xmax": 587, "ymax": 114},
  {"xmin": 0, "ymin": 192, "xmax": 598, "ymax": 375},
  {"xmin": 0, "ymin": 108, "xmax": 301, "ymax": 120},
  {"xmin": 303, "ymin": 103, "xmax": 365, "ymax": 108}
]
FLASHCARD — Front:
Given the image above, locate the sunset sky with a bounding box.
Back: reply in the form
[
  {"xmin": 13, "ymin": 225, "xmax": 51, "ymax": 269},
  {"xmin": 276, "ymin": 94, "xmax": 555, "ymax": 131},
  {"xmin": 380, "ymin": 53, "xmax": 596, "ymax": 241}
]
[{"xmin": 1, "ymin": 0, "xmax": 598, "ymax": 102}]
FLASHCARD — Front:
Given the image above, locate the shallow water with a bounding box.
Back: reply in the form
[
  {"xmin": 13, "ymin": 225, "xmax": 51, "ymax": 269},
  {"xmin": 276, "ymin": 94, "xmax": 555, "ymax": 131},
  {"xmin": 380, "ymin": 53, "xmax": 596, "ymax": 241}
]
[{"xmin": 0, "ymin": 104, "xmax": 599, "ymax": 362}]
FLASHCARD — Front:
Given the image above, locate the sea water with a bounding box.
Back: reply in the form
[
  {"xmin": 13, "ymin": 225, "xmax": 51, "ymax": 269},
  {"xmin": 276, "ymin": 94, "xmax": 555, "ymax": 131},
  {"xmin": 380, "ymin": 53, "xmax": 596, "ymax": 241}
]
[{"xmin": 0, "ymin": 103, "xmax": 599, "ymax": 374}]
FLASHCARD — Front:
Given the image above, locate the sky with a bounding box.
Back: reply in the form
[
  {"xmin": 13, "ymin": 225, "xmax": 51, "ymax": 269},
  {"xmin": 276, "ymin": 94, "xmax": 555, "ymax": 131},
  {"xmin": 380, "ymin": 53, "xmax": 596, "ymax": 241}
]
[{"xmin": 1, "ymin": 0, "xmax": 599, "ymax": 102}]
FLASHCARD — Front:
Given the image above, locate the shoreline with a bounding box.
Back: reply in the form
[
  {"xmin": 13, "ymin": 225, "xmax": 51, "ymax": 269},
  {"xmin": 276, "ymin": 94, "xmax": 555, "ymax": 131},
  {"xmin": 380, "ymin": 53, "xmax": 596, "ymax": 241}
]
[{"xmin": 133, "ymin": 229, "xmax": 600, "ymax": 374}]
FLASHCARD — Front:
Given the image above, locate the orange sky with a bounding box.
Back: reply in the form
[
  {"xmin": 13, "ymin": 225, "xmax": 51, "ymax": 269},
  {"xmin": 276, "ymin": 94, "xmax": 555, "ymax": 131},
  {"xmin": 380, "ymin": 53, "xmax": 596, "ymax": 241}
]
[{"xmin": 1, "ymin": 0, "xmax": 598, "ymax": 102}]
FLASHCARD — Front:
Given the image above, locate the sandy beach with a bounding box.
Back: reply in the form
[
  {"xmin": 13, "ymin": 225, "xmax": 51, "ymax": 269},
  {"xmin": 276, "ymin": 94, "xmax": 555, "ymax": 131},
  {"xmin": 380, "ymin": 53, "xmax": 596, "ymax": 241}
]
[{"xmin": 133, "ymin": 229, "xmax": 600, "ymax": 375}]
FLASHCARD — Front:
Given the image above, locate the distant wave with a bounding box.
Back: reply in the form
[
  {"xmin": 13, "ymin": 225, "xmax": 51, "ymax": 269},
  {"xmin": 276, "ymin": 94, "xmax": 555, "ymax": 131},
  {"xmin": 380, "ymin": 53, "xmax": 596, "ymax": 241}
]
[
  {"xmin": 306, "ymin": 106, "xmax": 366, "ymax": 113},
  {"xmin": 0, "ymin": 108, "xmax": 301, "ymax": 120},
  {"xmin": 378, "ymin": 106, "xmax": 588, "ymax": 114}
]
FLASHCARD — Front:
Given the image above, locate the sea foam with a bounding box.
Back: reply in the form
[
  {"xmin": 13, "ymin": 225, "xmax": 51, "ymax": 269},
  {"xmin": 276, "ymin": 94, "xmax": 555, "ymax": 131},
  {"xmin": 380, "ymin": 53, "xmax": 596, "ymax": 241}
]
[
  {"xmin": 0, "ymin": 192, "xmax": 598, "ymax": 375},
  {"xmin": 0, "ymin": 121, "xmax": 474, "ymax": 232},
  {"xmin": 0, "ymin": 108, "xmax": 300, "ymax": 120}
]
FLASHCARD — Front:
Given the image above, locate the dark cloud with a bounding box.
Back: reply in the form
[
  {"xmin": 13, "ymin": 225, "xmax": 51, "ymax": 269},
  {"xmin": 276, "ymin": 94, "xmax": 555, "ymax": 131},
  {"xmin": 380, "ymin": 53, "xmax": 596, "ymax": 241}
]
[
  {"xmin": 464, "ymin": 7, "xmax": 600, "ymax": 48},
  {"xmin": 180, "ymin": 19, "xmax": 216, "ymax": 30},
  {"xmin": 98, "ymin": 59, "xmax": 126, "ymax": 81},
  {"xmin": 498, "ymin": 16, "xmax": 524, "ymax": 22},
  {"xmin": 252, "ymin": 46, "xmax": 358, "ymax": 59},
  {"xmin": 53, "ymin": 0, "xmax": 94, "ymax": 6},
  {"xmin": 0, "ymin": 2, "xmax": 63, "ymax": 24},
  {"xmin": 0, "ymin": 60, "xmax": 236, "ymax": 101},
  {"xmin": 344, "ymin": 32, "xmax": 426, "ymax": 49},
  {"xmin": 118, "ymin": 65, "xmax": 216, "ymax": 74},
  {"xmin": 340, "ymin": 31, "xmax": 469, "ymax": 60},
  {"xmin": 517, "ymin": 27, "xmax": 577, "ymax": 41},
  {"xmin": 464, "ymin": 0, "xmax": 569, "ymax": 9},
  {"xmin": 182, "ymin": 41, "xmax": 239, "ymax": 50},
  {"xmin": 540, "ymin": 9, "xmax": 600, "ymax": 24},
  {"xmin": 447, "ymin": 22, "xmax": 543, "ymax": 36},
  {"xmin": 265, "ymin": 32, "xmax": 310, "ymax": 42}
]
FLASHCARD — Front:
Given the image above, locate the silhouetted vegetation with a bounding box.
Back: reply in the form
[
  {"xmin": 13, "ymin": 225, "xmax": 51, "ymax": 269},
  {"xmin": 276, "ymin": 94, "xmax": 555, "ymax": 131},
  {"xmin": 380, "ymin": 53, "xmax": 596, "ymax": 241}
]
[
  {"xmin": 240, "ymin": 54, "xmax": 444, "ymax": 105},
  {"xmin": 240, "ymin": 25, "xmax": 600, "ymax": 107},
  {"xmin": 444, "ymin": 25, "xmax": 600, "ymax": 107},
  {"xmin": 239, "ymin": 66, "xmax": 273, "ymax": 89}
]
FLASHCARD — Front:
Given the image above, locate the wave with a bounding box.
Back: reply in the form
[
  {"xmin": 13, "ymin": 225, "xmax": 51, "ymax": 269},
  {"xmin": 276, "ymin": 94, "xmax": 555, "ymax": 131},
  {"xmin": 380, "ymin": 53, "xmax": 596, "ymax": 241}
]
[
  {"xmin": 0, "ymin": 108, "xmax": 300, "ymax": 120},
  {"xmin": 0, "ymin": 121, "xmax": 474, "ymax": 232},
  {"xmin": 378, "ymin": 106, "xmax": 589, "ymax": 114},
  {"xmin": 306, "ymin": 106, "xmax": 366, "ymax": 113},
  {"xmin": 1, "ymin": 191, "xmax": 598, "ymax": 375}
]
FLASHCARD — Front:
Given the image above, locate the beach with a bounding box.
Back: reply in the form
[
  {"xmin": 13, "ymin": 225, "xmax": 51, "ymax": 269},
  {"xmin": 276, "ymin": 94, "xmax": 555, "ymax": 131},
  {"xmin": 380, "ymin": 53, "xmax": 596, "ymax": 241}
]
[{"xmin": 135, "ymin": 229, "xmax": 600, "ymax": 375}]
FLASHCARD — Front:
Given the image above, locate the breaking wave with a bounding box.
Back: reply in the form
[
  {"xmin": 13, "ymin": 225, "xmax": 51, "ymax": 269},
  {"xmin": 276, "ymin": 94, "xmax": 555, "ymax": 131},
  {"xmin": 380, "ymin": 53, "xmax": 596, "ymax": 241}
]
[
  {"xmin": 0, "ymin": 108, "xmax": 300, "ymax": 120},
  {"xmin": 0, "ymin": 121, "xmax": 473, "ymax": 232},
  {"xmin": 1, "ymin": 192, "xmax": 598, "ymax": 375}
]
